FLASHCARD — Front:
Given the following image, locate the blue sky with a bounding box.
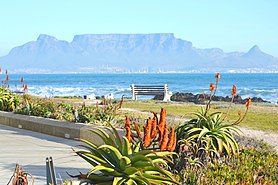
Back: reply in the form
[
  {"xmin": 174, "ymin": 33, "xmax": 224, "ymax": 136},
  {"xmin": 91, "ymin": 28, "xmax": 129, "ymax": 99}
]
[{"xmin": 0, "ymin": 0, "xmax": 277, "ymax": 56}]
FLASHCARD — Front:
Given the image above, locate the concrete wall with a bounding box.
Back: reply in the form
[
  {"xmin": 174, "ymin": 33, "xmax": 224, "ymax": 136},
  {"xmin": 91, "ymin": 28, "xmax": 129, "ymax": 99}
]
[{"xmin": 0, "ymin": 111, "xmax": 122, "ymax": 145}]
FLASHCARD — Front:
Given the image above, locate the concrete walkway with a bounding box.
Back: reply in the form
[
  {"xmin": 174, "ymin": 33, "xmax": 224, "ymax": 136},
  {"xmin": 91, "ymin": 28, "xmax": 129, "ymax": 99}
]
[{"xmin": 0, "ymin": 125, "xmax": 91, "ymax": 185}]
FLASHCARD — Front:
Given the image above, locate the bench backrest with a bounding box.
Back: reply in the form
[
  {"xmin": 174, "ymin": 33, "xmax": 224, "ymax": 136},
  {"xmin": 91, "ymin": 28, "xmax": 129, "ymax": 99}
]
[
  {"xmin": 132, "ymin": 85, "xmax": 167, "ymax": 95},
  {"xmin": 131, "ymin": 84, "xmax": 171, "ymax": 101}
]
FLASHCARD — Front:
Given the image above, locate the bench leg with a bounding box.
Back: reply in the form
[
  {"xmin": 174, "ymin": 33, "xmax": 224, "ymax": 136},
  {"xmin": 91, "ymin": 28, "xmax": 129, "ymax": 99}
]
[{"xmin": 163, "ymin": 93, "xmax": 172, "ymax": 102}]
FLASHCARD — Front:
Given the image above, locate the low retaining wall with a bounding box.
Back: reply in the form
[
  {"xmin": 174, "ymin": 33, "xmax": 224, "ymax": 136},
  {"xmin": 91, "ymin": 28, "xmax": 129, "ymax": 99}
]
[{"xmin": 0, "ymin": 111, "xmax": 121, "ymax": 145}]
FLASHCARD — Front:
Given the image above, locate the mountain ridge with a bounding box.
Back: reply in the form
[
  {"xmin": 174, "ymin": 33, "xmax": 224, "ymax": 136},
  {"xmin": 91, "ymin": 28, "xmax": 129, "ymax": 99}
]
[{"xmin": 1, "ymin": 33, "xmax": 278, "ymax": 73}]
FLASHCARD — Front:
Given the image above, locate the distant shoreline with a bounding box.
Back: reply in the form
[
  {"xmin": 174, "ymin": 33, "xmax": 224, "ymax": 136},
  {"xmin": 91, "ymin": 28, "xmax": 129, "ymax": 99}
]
[{"xmin": 2, "ymin": 72, "xmax": 278, "ymax": 75}]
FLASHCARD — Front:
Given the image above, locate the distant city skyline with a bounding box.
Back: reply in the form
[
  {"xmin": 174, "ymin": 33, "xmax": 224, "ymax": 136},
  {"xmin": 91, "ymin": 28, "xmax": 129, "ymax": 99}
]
[{"xmin": 0, "ymin": 0, "xmax": 277, "ymax": 57}]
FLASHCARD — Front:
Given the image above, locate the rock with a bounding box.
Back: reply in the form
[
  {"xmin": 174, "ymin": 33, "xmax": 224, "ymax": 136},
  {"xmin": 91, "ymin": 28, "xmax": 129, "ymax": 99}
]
[{"xmin": 154, "ymin": 92, "xmax": 271, "ymax": 104}]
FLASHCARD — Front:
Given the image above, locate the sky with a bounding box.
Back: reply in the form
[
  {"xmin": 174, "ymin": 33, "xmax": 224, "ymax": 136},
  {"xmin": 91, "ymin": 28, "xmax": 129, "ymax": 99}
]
[{"xmin": 0, "ymin": 0, "xmax": 277, "ymax": 57}]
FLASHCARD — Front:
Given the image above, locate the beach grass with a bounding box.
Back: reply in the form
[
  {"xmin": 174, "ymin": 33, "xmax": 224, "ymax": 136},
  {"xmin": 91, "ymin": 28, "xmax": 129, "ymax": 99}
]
[{"xmin": 122, "ymin": 100, "xmax": 278, "ymax": 133}]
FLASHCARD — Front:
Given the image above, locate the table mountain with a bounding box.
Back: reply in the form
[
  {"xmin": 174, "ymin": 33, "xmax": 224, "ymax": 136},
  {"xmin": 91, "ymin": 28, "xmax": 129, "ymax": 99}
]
[{"xmin": 0, "ymin": 33, "xmax": 277, "ymax": 73}]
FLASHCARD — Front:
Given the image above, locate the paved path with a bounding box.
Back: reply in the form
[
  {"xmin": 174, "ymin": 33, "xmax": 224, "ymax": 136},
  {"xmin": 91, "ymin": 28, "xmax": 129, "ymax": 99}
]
[
  {"xmin": 0, "ymin": 125, "xmax": 91, "ymax": 185},
  {"xmin": 238, "ymin": 127, "xmax": 278, "ymax": 152}
]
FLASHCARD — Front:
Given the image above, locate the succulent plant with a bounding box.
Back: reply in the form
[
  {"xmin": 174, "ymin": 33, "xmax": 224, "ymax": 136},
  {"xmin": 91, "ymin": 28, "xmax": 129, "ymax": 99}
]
[{"xmin": 73, "ymin": 124, "xmax": 179, "ymax": 184}]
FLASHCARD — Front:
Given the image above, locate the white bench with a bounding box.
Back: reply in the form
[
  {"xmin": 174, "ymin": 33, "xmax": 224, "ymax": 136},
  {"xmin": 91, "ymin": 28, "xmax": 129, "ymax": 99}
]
[{"xmin": 131, "ymin": 84, "xmax": 172, "ymax": 101}]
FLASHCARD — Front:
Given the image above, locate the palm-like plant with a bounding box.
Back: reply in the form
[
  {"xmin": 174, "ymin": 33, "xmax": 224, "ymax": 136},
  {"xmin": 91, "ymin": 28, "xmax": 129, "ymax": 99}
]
[
  {"xmin": 176, "ymin": 108, "xmax": 240, "ymax": 158},
  {"xmin": 73, "ymin": 124, "xmax": 179, "ymax": 185},
  {"xmin": 175, "ymin": 73, "xmax": 250, "ymax": 167}
]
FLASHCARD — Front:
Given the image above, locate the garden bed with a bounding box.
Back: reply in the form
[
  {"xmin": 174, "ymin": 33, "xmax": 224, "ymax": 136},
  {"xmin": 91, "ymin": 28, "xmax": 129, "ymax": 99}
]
[{"xmin": 0, "ymin": 111, "xmax": 123, "ymax": 145}]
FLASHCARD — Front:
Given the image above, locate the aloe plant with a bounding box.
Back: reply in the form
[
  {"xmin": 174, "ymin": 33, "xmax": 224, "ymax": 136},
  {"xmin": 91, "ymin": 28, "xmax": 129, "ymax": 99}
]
[
  {"xmin": 174, "ymin": 73, "xmax": 247, "ymax": 169},
  {"xmin": 73, "ymin": 124, "xmax": 179, "ymax": 184},
  {"xmin": 176, "ymin": 108, "xmax": 240, "ymax": 159}
]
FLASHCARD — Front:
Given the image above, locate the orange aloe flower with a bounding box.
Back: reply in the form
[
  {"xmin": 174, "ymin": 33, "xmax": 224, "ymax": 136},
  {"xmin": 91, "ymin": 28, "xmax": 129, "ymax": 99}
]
[
  {"xmin": 166, "ymin": 127, "xmax": 175, "ymax": 151},
  {"xmin": 23, "ymin": 84, "xmax": 28, "ymax": 91},
  {"xmin": 21, "ymin": 77, "xmax": 24, "ymax": 83},
  {"xmin": 7, "ymin": 84, "xmax": 10, "ymax": 88},
  {"xmin": 125, "ymin": 115, "xmax": 131, "ymax": 128},
  {"xmin": 5, "ymin": 69, "xmax": 8, "ymax": 75},
  {"xmin": 6, "ymin": 75, "xmax": 9, "ymax": 81},
  {"xmin": 215, "ymin": 73, "xmax": 220, "ymax": 79},
  {"xmin": 150, "ymin": 115, "xmax": 158, "ymax": 139},
  {"xmin": 133, "ymin": 122, "xmax": 142, "ymax": 139},
  {"xmin": 232, "ymin": 85, "xmax": 237, "ymax": 97},
  {"xmin": 0, "ymin": 67, "xmax": 2, "ymax": 73},
  {"xmin": 143, "ymin": 117, "xmax": 152, "ymax": 147},
  {"xmin": 158, "ymin": 108, "xmax": 166, "ymax": 142},
  {"xmin": 119, "ymin": 95, "xmax": 124, "ymax": 109},
  {"xmin": 209, "ymin": 83, "xmax": 215, "ymax": 91},
  {"xmin": 170, "ymin": 132, "xmax": 177, "ymax": 152},
  {"xmin": 125, "ymin": 126, "xmax": 132, "ymax": 143},
  {"xmin": 246, "ymin": 97, "xmax": 252, "ymax": 109},
  {"xmin": 125, "ymin": 115, "xmax": 132, "ymax": 143},
  {"xmin": 160, "ymin": 124, "xmax": 168, "ymax": 151}
]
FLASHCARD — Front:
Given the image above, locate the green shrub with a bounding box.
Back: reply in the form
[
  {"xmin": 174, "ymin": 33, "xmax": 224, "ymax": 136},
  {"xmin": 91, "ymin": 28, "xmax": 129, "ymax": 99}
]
[
  {"xmin": 176, "ymin": 108, "xmax": 240, "ymax": 162},
  {"xmin": 77, "ymin": 98, "xmax": 120, "ymax": 124},
  {"xmin": 175, "ymin": 73, "xmax": 244, "ymax": 169},
  {"xmin": 14, "ymin": 95, "xmax": 122, "ymax": 124},
  {"xmin": 0, "ymin": 87, "xmax": 20, "ymax": 111},
  {"xmin": 179, "ymin": 140, "xmax": 278, "ymax": 184}
]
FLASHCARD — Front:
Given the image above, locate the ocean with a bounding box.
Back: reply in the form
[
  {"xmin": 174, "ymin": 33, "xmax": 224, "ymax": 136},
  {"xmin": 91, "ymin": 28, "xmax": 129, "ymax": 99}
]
[{"xmin": 2, "ymin": 73, "xmax": 278, "ymax": 104}]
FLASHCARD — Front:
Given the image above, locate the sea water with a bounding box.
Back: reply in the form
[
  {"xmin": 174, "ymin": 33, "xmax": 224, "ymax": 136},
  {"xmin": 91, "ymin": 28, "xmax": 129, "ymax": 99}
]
[{"xmin": 1, "ymin": 73, "xmax": 277, "ymax": 104}]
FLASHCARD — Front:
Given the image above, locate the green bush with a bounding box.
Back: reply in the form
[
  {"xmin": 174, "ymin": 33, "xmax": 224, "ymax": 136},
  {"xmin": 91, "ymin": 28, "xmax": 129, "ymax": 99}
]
[
  {"xmin": 179, "ymin": 140, "xmax": 278, "ymax": 184},
  {"xmin": 176, "ymin": 108, "xmax": 240, "ymax": 162},
  {"xmin": 14, "ymin": 95, "xmax": 122, "ymax": 124},
  {"xmin": 175, "ymin": 74, "xmax": 243, "ymax": 169},
  {"xmin": 0, "ymin": 87, "xmax": 20, "ymax": 111}
]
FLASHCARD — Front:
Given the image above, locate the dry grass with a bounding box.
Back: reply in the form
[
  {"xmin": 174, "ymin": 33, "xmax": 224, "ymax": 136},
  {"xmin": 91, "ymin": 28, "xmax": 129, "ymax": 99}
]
[{"xmin": 123, "ymin": 100, "xmax": 278, "ymax": 133}]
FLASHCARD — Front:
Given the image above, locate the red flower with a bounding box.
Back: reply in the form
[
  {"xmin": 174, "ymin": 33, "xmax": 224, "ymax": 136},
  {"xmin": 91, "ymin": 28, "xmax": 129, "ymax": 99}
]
[
  {"xmin": 246, "ymin": 97, "xmax": 252, "ymax": 109},
  {"xmin": 150, "ymin": 114, "xmax": 158, "ymax": 140},
  {"xmin": 158, "ymin": 108, "xmax": 166, "ymax": 142},
  {"xmin": 215, "ymin": 73, "xmax": 220, "ymax": 79},
  {"xmin": 209, "ymin": 83, "xmax": 215, "ymax": 91},
  {"xmin": 23, "ymin": 84, "xmax": 28, "ymax": 91},
  {"xmin": 232, "ymin": 85, "xmax": 237, "ymax": 97},
  {"xmin": 125, "ymin": 115, "xmax": 131, "ymax": 128},
  {"xmin": 167, "ymin": 127, "xmax": 175, "ymax": 151},
  {"xmin": 125, "ymin": 115, "xmax": 132, "ymax": 143},
  {"xmin": 134, "ymin": 122, "xmax": 142, "ymax": 139},
  {"xmin": 160, "ymin": 124, "xmax": 168, "ymax": 151},
  {"xmin": 143, "ymin": 117, "xmax": 152, "ymax": 147}
]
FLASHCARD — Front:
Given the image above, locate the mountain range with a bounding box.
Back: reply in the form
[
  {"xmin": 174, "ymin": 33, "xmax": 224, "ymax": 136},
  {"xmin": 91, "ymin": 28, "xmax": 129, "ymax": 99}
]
[{"xmin": 0, "ymin": 33, "xmax": 277, "ymax": 73}]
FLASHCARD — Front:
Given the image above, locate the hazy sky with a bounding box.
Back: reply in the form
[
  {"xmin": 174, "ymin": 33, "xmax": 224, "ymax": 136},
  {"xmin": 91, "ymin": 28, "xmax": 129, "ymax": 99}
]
[{"xmin": 0, "ymin": 0, "xmax": 277, "ymax": 56}]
